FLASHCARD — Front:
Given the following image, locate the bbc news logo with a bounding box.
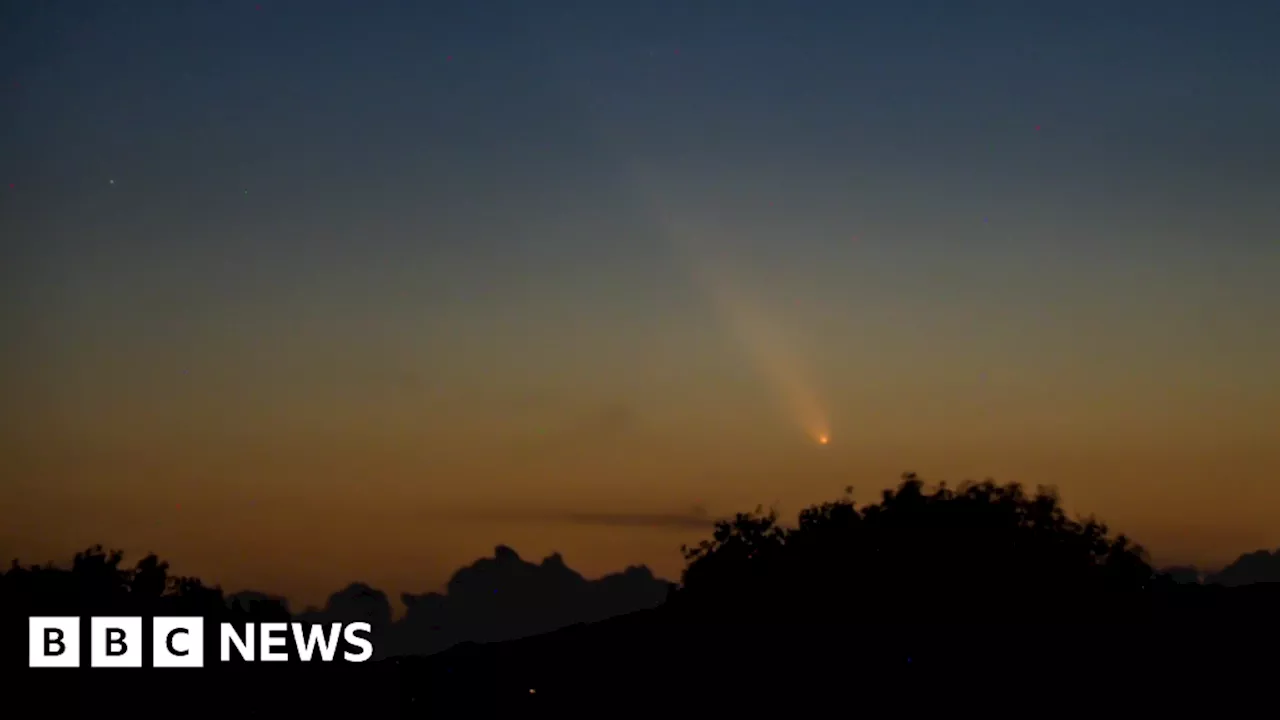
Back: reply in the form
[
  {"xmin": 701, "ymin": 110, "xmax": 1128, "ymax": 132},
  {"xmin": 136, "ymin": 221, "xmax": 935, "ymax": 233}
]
[{"xmin": 29, "ymin": 617, "xmax": 374, "ymax": 668}]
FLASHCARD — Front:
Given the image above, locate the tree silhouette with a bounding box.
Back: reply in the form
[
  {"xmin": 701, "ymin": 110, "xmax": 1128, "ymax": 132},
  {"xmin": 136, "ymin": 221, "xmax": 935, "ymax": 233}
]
[{"xmin": 672, "ymin": 473, "xmax": 1157, "ymax": 625}]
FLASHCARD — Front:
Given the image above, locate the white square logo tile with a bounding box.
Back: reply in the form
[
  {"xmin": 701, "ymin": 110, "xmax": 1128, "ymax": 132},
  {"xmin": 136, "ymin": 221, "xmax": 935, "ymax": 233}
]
[
  {"xmin": 153, "ymin": 617, "xmax": 204, "ymax": 668},
  {"xmin": 90, "ymin": 617, "xmax": 142, "ymax": 668},
  {"xmin": 28, "ymin": 617, "xmax": 80, "ymax": 667}
]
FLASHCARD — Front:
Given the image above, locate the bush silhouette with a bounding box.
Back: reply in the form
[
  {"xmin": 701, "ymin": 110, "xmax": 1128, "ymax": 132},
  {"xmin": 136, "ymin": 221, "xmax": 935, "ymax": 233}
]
[{"xmin": 673, "ymin": 473, "xmax": 1156, "ymax": 624}]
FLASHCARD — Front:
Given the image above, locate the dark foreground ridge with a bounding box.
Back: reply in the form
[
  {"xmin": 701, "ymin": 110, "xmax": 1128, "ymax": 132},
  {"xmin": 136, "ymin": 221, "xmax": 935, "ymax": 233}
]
[{"xmin": 5, "ymin": 474, "xmax": 1278, "ymax": 714}]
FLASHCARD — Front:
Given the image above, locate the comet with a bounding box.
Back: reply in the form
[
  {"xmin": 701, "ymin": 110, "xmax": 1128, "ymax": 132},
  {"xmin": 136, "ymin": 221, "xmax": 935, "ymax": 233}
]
[
  {"xmin": 664, "ymin": 217, "xmax": 831, "ymax": 444},
  {"xmin": 597, "ymin": 157, "xmax": 832, "ymax": 444}
]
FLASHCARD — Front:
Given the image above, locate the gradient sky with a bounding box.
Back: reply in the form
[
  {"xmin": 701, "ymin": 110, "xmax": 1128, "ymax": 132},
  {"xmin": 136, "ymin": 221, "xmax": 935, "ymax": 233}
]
[{"xmin": 2, "ymin": 1, "xmax": 1278, "ymax": 610}]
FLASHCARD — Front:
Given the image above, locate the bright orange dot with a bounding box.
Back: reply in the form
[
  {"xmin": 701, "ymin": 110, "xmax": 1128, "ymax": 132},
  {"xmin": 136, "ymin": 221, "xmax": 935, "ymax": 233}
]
[{"xmin": 818, "ymin": 435, "xmax": 829, "ymax": 445}]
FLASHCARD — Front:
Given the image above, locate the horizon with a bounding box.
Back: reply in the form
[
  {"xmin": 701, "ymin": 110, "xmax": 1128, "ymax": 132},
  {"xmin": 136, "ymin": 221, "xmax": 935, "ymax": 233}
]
[
  {"xmin": 3, "ymin": 1, "xmax": 1278, "ymax": 612},
  {"xmin": 6, "ymin": 479, "xmax": 1274, "ymax": 617}
]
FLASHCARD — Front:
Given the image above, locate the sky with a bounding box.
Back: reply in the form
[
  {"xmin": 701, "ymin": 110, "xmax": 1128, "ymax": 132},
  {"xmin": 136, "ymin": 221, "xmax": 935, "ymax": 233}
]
[{"xmin": 2, "ymin": 1, "xmax": 1278, "ymax": 610}]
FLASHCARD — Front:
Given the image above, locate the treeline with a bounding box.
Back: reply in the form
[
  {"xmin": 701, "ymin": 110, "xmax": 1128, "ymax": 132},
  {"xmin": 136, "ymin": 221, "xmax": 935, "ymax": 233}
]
[{"xmin": 3, "ymin": 473, "xmax": 1278, "ymax": 713}]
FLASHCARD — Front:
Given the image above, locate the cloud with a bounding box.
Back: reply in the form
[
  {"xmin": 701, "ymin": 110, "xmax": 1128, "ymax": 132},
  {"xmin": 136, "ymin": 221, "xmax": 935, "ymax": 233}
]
[
  {"xmin": 489, "ymin": 390, "xmax": 635, "ymax": 432},
  {"xmin": 568, "ymin": 403, "xmax": 638, "ymax": 439},
  {"xmin": 458, "ymin": 504, "xmax": 715, "ymax": 530},
  {"xmin": 558, "ymin": 506, "xmax": 713, "ymax": 529},
  {"xmin": 502, "ymin": 388, "xmax": 561, "ymax": 413},
  {"xmin": 293, "ymin": 546, "xmax": 673, "ymax": 658},
  {"xmin": 493, "ymin": 401, "xmax": 643, "ymax": 464},
  {"xmin": 1204, "ymin": 548, "xmax": 1280, "ymax": 586},
  {"xmin": 583, "ymin": 399, "xmax": 637, "ymax": 435}
]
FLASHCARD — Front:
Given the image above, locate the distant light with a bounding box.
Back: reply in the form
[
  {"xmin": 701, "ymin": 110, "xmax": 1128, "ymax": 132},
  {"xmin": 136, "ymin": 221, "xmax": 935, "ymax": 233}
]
[
  {"xmin": 818, "ymin": 434, "xmax": 829, "ymax": 445},
  {"xmin": 529, "ymin": 689, "xmax": 536, "ymax": 694}
]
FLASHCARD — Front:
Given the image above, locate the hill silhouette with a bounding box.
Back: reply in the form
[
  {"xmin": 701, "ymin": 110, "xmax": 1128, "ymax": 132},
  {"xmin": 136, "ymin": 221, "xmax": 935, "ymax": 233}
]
[{"xmin": 4, "ymin": 473, "xmax": 1277, "ymax": 713}]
